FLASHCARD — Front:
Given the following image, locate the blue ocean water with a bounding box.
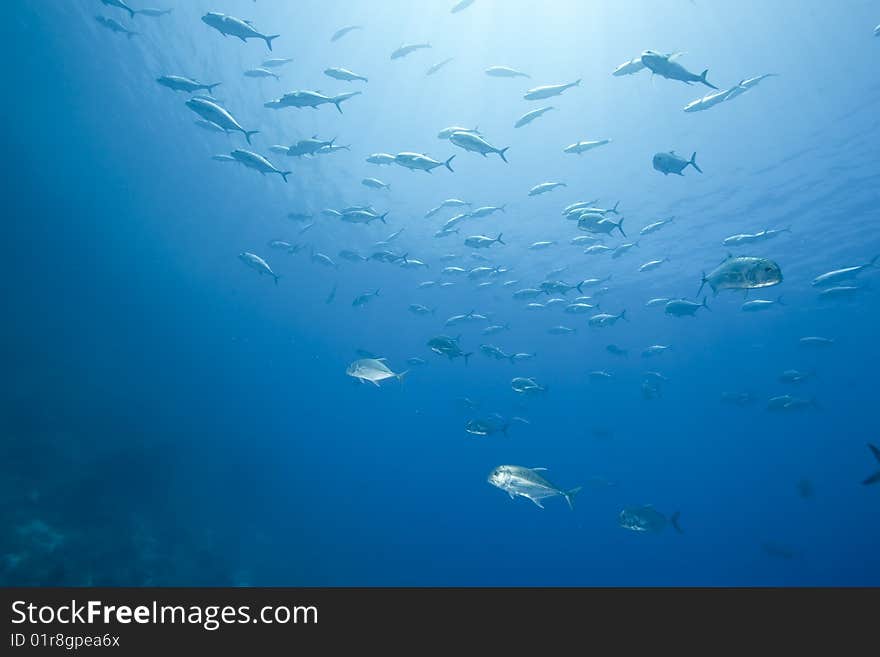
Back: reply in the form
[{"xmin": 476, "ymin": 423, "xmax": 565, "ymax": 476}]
[{"xmin": 2, "ymin": 0, "xmax": 879, "ymax": 586}]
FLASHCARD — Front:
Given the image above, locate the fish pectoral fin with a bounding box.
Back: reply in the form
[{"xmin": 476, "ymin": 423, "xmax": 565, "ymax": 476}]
[
  {"xmin": 531, "ymin": 467, "xmax": 548, "ymax": 471},
  {"xmin": 370, "ymin": 380, "xmax": 381, "ymax": 387},
  {"xmin": 507, "ymin": 492, "xmax": 516, "ymax": 500},
  {"xmin": 529, "ymin": 497, "xmax": 545, "ymax": 509}
]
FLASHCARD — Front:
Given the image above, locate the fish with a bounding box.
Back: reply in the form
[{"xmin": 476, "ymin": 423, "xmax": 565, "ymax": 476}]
[
  {"xmin": 311, "ymin": 251, "xmax": 338, "ymax": 269},
  {"xmin": 287, "ymin": 137, "xmax": 336, "ymax": 157},
  {"xmin": 394, "ymin": 152, "xmax": 456, "ymax": 173},
  {"xmin": 469, "ymin": 205, "xmax": 506, "ymax": 218},
  {"xmin": 589, "ymin": 311, "xmax": 627, "ymax": 327},
  {"xmin": 640, "ymin": 50, "xmax": 717, "ymax": 89},
  {"xmin": 186, "ymin": 98, "xmax": 258, "ymax": 143},
  {"xmin": 488, "ymin": 465, "xmax": 580, "ymax": 510},
  {"xmin": 100, "ymin": 0, "xmax": 136, "ymax": 18},
  {"xmin": 619, "ymin": 506, "xmax": 683, "ymax": 534},
  {"xmin": 229, "ymin": 149, "xmax": 291, "ymax": 181},
  {"xmin": 511, "ymin": 377, "xmax": 545, "ymax": 394},
  {"xmin": 244, "ymin": 68, "xmax": 280, "ymax": 80},
  {"xmin": 779, "ymin": 369, "xmax": 813, "ymax": 384},
  {"xmin": 642, "ymin": 345, "xmax": 671, "ymax": 357},
  {"xmin": 438, "ymin": 126, "xmax": 481, "ymax": 139},
  {"xmin": 325, "ymin": 283, "xmax": 337, "ymax": 304},
  {"xmin": 341, "ymin": 210, "xmax": 388, "ymax": 225},
  {"xmin": 479, "ymin": 344, "xmax": 511, "ymax": 361},
  {"xmin": 510, "ymin": 353, "xmax": 536, "ymax": 362},
  {"xmin": 427, "ymin": 335, "xmax": 472, "ymax": 364},
  {"xmin": 818, "ymin": 285, "xmax": 864, "ymax": 299},
  {"xmin": 665, "ymin": 298, "xmax": 709, "ymax": 317},
  {"xmin": 548, "ymin": 326, "xmax": 577, "ymax": 335},
  {"xmin": 238, "ymin": 252, "xmax": 279, "ymax": 284},
  {"xmin": 95, "ymin": 16, "xmax": 137, "ymax": 37},
  {"xmin": 722, "ymin": 227, "xmax": 791, "ymax": 246},
  {"xmin": 699, "ymin": 255, "xmax": 783, "ymax": 296},
  {"xmin": 362, "ymin": 177, "xmax": 391, "ymax": 190},
  {"xmin": 466, "ymin": 418, "xmax": 508, "ymax": 437},
  {"xmin": 639, "ymin": 259, "xmax": 669, "ymax": 272},
  {"xmin": 135, "ymin": 7, "xmax": 174, "ymax": 18},
  {"xmin": 590, "ymin": 371, "xmax": 613, "ymax": 380},
  {"xmin": 211, "ymin": 154, "xmax": 236, "ymax": 162},
  {"xmin": 201, "ymin": 12, "xmax": 279, "ymax": 51},
  {"xmin": 465, "ymin": 234, "xmax": 505, "ymax": 249},
  {"xmin": 563, "ymin": 139, "xmax": 611, "ymax": 155},
  {"xmin": 862, "ymin": 444, "xmax": 880, "ymax": 485},
  {"xmin": 606, "ymin": 344, "xmax": 628, "ymax": 357},
  {"xmin": 408, "ymin": 304, "xmax": 435, "ymax": 316},
  {"xmin": 564, "ymin": 303, "xmax": 598, "ymax": 314},
  {"xmin": 767, "ymin": 395, "xmax": 817, "ymax": 412},
  {"xmin": 324, "ymin": 67, "xmax": 368, "ymax": 83},
  {"xmin": 640, "ymin": 217, "xmax": 675, "ymax": 235},
  {"xmin": 391, "ymin": 43, "xmax": 432, "ymax": 60},
  {"xmin": 451, "ymin": 0, "xmax": 476, "ymax": 13},
  {"xmin": 426, "ymin": 58, "xmax": 455, "ymax": 76},
  {"xmin": 612, "ymin": 57, "xmax": 646, "ymax": 76},
  {"xmin": 331, "ymin": 25, "xmax": 362, "ymax": 42},
  {"xmin": 406, "ymin": 357, "xmax": 428, "ymax": 367},
  {"xmin": 524, "ymin": 80, "xmax": 581, "ymax": 100},
  {"xmin": 195, "ymin": 119, "xmax": 227, "ymax": 134},
  {"xmin": 265, "ymin": 90, "xmax": 359, "ymax": 114},
  {"xmin": 722, "ymin": 73, "xmax": 778, "ymax": 102},
  {"xmin": 262, "ymin": 57, "xmax": 294, "ymax": 68},
  {"xmin": 366, "ymin": 153, "xmax": 396, "ymax": 165},
  {"xmin": 157, "ymin": 76, "xmax": 221, "ymax": 94},
  {"xmin": 611, "ymin": 242, "xmax": 639, "ymax": 259},
  {"xmin": 682, "ymin": 86, "xmax": 739, "ymax": 113},
  {"xmin": 528, "ymin": 182, "xmax": 566, "ymax": 196},
  {"xmin": 741, "ymin": 296, "xmax": 785, "ymax": 312},
  {"xmin": 811, "ymin": 256, "xmax": 878, "ymax": 287},
  {"xmin": 652, "ymin": 151, "xmax": 702, "ymax": 175},
  {"xmin": 449, "ymin": 132, "xmax": 510, "ymax": 162},
  {"xmin": 485, "ymin": 66, "xmax": 530, "ymax": 79},
  {"xmin": 799, "ymin": 336, "xmax": 834, "ymax": 348},
  {"xmin": 580, "ymin": 217, "xmax": 625, "ymax": 237},
  {"xmin": 352, "ymin": 289, "xmax": 380, "ymax": 307},
  {"xmin": 346, "ymin": 358, "xmax": 407, "ymax": 386},
  {"xmin": 482, "ymin": 323, "xmax": 511, "ymax": 335},
  {"xmin": 514, "ymin": 106, "xmax": 555, "ymax": 128}
]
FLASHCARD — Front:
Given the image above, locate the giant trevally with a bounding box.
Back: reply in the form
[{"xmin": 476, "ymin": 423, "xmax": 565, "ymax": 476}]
[
  {"xmin": 524, "ymin": 80, "xmax": 581, "ymax": 100},
  {"xmin": 230, "ymin": 149, "xmax": 291, "ymax": 182},
  {"xmin": 699, "ymin": 255, "xmax": 783, "ymax": 295},
  {"xmin": 238, "ymin": 252, "xmax": 279, "ymax": 284},
  {"xmin": 157, "ymin": 76, "xmax": 221, "ymax": 94},
  {"xmin": 449, "ymin": 132, "xmax": 510, "ymax": 161},
  {"xmin": 487, "ymin": 465, "xmax": 581, "ymax": 510},
  {"xmin": 563, "ymin": 139, "xmax": 611, "ymax": 155},
  {"xmin": 485, "ymin": 66, "xmax": 530, "ymax": 79},
  {"xmin": 391, "ymin": 43, "xmax": 431, "ymax": 60},
  {"xmin": 640, "ymin": 50, "xmax": 717, "ymax": 89},
  {"xmin": 811, "ymin": 256, "xmax": 878, "ymax": 287},
  {"xmin": 394, "ymin": 152, "xmax": 455, "ymax": 173},
  {"xmin": 652, "ymin": 151, "xmax": 702, "ymax": 175},
  {"xmin": 324, "ymin": 67, "xmax": 368, "ymax": 83},
  {"xmin": 346, "ymin": 358, "xmax": 407, "ymax": 386},
  {"xmin": 201, "ymin": 12, "xmax": 280, "ymax": 51},
  {"xmin": 619, "ymin": 506, "xmax": 683, "ymax": 533},
  {"xmin": 95, "ymin": 16, "xmax": 137, "ymax": 38},
  {"xmin": 186, "ymin": 98, "xmax": 258, "ymax": 143}
]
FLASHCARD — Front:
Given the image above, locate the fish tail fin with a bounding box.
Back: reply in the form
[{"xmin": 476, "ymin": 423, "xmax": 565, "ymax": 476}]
[
  {"xmin": 464, "ymin": 352, "xmax": 473, "ymax": 366},
  {"xmin": 620, "ymin": 309, "xmax": 628, "ymax": 321},
  {"xmin": 869, "ymin": 255, "xmax": 880, "ymax": 268},
  {"xmin": 574, "ymin": 78, "xmax": 582, "ymax": 86},
  {"xmin": 617, "ymin": 217, "xmax": 626, "ymax": 237},
  {"xmin": 689, "ymin": 152, "xmax": 702, "ymax": 173},
  {"xmin": 444, "ymin": 155, "xmax": 456, "ymax": 172},
  {"xmin": 273, "ymin": 274, "xmax": 280, "ymax": 285},
  {"xmin": 611, "ymin": 200, "xmax": 620, "ymax": 214},
  {"xmin": 333, "ymin": 99, "xmax": 343, "ymax": 114},
  {"xmin": 498, "ymin": 147, "xmax": 510, "ymax": 163},
  {"xmin": 244, "ymin": 130, "xmax": 259, "ymax": 144},
  {"xmin": 697, "ymin": 273, "xmax": 707, "ymax": 297},
  {"xmin": 576, "ymin": 280, "xmax": 584, "ymax": 294},
  {"xmin": 280, "ymin": 171, "xmax": 292, "ymax": 182},
  {"xmin": 699, "ymin": 69, "xmax": 718, "ymax": 89},
  {"xmin": 496, "ymin": 233, "xmax": 505, "ymax": 244},
  {"xmin": 777, "ymin": 295, "xmax": 786, "ymax": 306},
  {"xmin": 671, "ymin": 512, "xmax": 684, "ymax": 534},
  {"xmin": 396, "ymin": 370, "xmax": 409, "ymax": 383},
  {"xmin": 380, "ymin": 212, "xmax": 388, "ymax": 224},
  {"xmin": 702, "ymin": 296, "xmax": 711, "ymax": 311},
  {"xmin": 206, "ymin": 82, "xmax": 222, "ymax": 93},
  {"xmin": 374, "ymin": 289, "xmax": 380, "ymax": 297},
  {"xmin": 264, "ymin": 34, "xmax": 280, "ymax": 51},
  {"xmin": 564, "ymin": 486, "xmax": 582, "ymax": 510}
]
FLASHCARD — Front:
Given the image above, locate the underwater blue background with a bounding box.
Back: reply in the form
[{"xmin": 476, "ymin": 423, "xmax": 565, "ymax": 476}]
[{"xmin": 2, "ymin": 0, "xmax": 879, "ymax": 585}]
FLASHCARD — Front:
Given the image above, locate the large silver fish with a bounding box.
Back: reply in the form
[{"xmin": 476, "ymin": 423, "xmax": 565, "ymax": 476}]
[
  {"xmin": 619, "ymin": 505, "xmax": 683, "ymax": 533},
  {"xmin": 488, "ymin": 465, "xmax": 580, "ymax": 510},
  {"xmin": 699, "ymin": 255, "xmax": 783, "ymax": 296}
]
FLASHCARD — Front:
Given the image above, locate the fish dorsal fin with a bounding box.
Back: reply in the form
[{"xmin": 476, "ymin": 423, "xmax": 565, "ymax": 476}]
[
  {"xmin": 376, "ymin": 357, "xmax": 388, "ymax": 362},
  {"xmin": 669, "ymin": 150, "xmax": 677, "ymax": 155}
]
